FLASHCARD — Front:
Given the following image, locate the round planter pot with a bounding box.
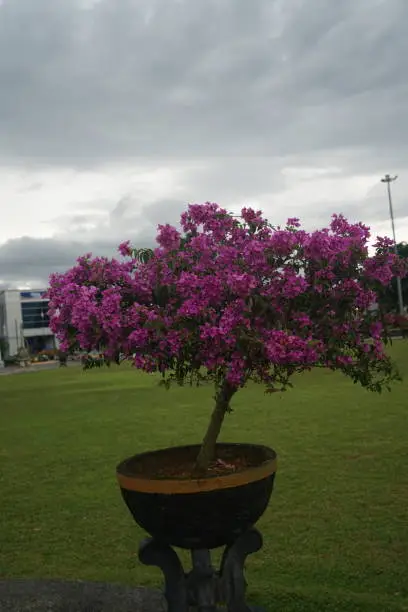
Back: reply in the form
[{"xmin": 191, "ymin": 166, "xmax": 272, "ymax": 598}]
[{"xmin": 116, "ymin": 443, "xmax": 277, "ymax": 550}]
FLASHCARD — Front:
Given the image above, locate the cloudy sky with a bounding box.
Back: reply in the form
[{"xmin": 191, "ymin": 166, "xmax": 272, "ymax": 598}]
[{"xmin": 1, "ymin": 0, "xmax": 408, "ymax": 288}]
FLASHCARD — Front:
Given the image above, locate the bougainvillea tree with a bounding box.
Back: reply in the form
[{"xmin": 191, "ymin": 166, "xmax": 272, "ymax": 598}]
[{"xmin": 47, "ymin": 203, "xmax": 407, "ymax": 473}]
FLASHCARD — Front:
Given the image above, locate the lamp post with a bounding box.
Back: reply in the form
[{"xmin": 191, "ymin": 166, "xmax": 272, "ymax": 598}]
[{"xmin": 381, "ymin": 174, "xmax": 404, "ymax": 315}]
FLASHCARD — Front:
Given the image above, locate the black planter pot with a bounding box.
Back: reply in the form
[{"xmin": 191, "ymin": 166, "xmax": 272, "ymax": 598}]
[{"xmin": 116, "ymin": 443, "xmax": 277, "ymax": 550}]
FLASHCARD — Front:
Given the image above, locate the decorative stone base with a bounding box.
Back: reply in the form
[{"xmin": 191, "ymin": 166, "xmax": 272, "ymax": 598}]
[{"xmin": 139, "ymin": 527, "xmax": 265, "ymax": 612}]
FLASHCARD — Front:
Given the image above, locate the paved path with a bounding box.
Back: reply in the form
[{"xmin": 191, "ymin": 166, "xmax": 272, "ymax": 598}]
[
  {"xmin": 0, "ymin": 362, "xmax": 80, "ymax": 376},
  {"xmin": 0, "ymin": 579, "xmax": 166, "ymax": 611}
]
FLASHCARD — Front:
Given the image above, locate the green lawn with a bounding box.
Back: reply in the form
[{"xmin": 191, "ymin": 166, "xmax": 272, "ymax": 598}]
[{"xmin": 1, "ymin": 344, "xmax": 408, "ymax": 612}]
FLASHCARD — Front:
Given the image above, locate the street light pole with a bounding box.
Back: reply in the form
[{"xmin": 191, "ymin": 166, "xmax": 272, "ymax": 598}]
[{"xmin": 381, "ymin": 174, "xmax": 404, "ymax": 315}]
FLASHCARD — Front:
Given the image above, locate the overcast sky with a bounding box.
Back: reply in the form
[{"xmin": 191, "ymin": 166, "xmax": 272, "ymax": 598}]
[{"xmin": 1, "ymin": 0, "xmax": 408, "ymax": 288}]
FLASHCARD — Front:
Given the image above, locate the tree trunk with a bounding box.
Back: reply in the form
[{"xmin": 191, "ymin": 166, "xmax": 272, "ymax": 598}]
[{"xmin": 193, "ymin": 380, "xmax": 237, "ymax": 476}]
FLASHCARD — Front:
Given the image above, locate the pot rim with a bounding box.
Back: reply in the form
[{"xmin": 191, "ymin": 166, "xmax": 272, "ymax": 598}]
[{"xmin": 116, "ymin": 442, "xmax": 277, "ymax": 495}]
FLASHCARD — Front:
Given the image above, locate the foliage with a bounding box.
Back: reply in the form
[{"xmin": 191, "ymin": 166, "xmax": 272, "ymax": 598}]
[
  {"xmin": 81, "ymin": 353, "xmax": 112, "ymax": 369},
  {"xmin": 384, "ymin": 313, "xmax": 408, "ymax": 339},
  {"xmin": 378, "ymin": 242, "xmax": 408, "ymax": 312},
  {"xmin": 47, "ymin": 203, "xmax": 407, "ymax": 469},
  {"xmin": 37, "ymin": 349, "xmax": 57, "ymax": 361},
  {"xmin": 385, "ymin": 313, "xmax": 408, "ymax": 329},
  {"xmin": 3, "ymin": 355, "xmax": 19, "ymax": 366},
  {"xmin": 0, "ymin": 337, "xmax": 9, "ymax": 357}
]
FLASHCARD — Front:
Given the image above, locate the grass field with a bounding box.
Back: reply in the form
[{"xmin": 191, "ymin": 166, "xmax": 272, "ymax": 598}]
[{"xmin": 1, "ymin": 343, "xmax": 408, "ymax": 611}]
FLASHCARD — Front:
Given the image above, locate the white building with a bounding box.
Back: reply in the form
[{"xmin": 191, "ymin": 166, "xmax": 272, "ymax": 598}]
[{"xmin": 0, "ymin": 289, "xmax": 57, "ymax": 359}]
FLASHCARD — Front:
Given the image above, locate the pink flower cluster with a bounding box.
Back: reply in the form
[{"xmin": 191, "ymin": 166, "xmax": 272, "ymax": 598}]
[{"xmin": 47, "ymin": 203, "xmax": 407, "ymax": 392}]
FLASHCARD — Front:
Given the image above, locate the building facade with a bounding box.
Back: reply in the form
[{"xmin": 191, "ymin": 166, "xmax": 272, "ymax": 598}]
[{"xmin": 0, "ymin": 289, "xmax": 57, "ymax": 358}]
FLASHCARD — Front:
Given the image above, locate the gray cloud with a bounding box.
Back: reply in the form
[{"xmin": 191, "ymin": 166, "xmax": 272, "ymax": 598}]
[
  {"xmin": 2, "ymin": 183, "xmax": 407, "ymax": 287},
  {"xmin": 0, "ymin": 195, "xmax": 188, "ymax": 285},
  {"xmin": 1, "ymin": 0, "xmax": 408, "ymax": 165},
  {"xmin": 0, "ymin": 235, "xmax": 119, "ymax": 286},
  {"xmin": 0, "ymin": 237, "xmax": 88, "ymax": 286},
  {"xmin": 2, "ymin": 0, "xmax": 408, "ymax": 285}
]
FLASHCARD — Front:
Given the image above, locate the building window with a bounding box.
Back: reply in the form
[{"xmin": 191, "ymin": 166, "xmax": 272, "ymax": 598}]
[
  {"xmin": 20, "ymin": 291, "xmax": 47, "ymax": 299},
  {"xmin": 21, "ymin": 301, "xmax": 50, "ymax": 329}
]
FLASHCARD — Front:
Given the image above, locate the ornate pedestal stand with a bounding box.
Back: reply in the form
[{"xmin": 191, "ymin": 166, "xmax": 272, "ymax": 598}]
[{"xmin": 139, "ymin": 527, "xmax": 265, "ymax": 612}]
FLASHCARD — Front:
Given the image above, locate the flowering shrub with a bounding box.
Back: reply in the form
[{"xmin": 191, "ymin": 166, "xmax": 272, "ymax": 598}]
[
  {"xmin": 47, "ymin": 203, "xmax": 407, "ymax": 473},
  {"xmin": 384, "ymin": 313, "xmax": 408, "ymax": 328},
  {"xmin": 384, "ymin": 313, "xmax": 408, "ymax": 338}
]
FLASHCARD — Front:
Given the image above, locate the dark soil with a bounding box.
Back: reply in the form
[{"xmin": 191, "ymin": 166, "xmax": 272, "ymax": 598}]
[
  {"xmin": 125, "ymin": 444, "xmax": 271, "ymax": 480},
  {"xmin": 153, "ymin": 455, "xmax": 250, "ymax": 478}
]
